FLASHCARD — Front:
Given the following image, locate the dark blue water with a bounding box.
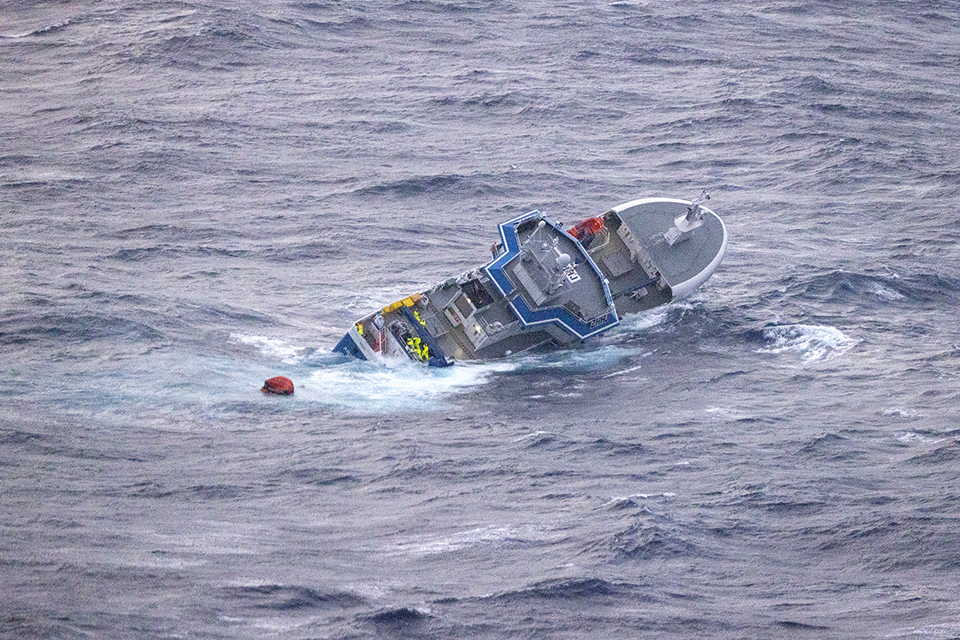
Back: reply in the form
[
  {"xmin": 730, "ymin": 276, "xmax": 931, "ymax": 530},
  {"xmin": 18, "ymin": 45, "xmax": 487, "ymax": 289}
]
[{"xmin": 3, "ymin": 1, "xmax": 960, "ymax": 638}]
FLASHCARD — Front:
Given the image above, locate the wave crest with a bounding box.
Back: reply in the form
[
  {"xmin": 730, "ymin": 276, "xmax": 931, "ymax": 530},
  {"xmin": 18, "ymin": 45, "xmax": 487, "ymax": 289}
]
[{"xmin": 758, "ymin": 324, "xmax": 859, "ymax": 362}]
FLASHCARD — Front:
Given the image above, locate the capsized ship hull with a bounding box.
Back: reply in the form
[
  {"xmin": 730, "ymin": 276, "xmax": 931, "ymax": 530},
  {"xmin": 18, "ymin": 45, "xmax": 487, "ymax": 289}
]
[{"xmin": 334, "ymin": 196, "xmax": 727, "ymax": 366}]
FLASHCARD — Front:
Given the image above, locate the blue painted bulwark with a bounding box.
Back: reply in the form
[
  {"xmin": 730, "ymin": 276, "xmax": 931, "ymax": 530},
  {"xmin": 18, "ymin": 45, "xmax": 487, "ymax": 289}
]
[
  {"xmin": 508, "ymin": 295, "xmax": 617, "ymax": 341},
  {"xmin": 483, "ymin": 211, "xmax": 619, "ymax": 341},
  {"xmin": 483, "ymin": 209, "xmax": 539, "ymax": 296}
]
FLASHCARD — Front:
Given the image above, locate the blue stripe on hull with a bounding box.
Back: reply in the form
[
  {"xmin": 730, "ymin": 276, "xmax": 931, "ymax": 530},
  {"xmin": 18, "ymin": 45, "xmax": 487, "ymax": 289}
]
[
  {"xmin": 333, "ymin": 332, "xmax": 367, "ymax": 360},
  {"xmin": 483, "ymin": 210, "xmax": 540, "ymax": 296}
]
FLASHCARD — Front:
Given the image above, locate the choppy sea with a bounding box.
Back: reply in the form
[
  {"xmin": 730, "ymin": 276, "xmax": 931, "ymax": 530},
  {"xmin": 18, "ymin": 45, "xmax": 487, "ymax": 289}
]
[{"xmin": 3, "ymin": 1, "xmax": 960, "ymax": 638}]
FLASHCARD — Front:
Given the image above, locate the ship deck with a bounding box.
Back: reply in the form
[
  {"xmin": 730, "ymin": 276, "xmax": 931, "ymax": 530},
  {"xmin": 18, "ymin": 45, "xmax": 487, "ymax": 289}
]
[{"xmin": 484, "ymin": 211, "xmax": 618, "ymax": 341}]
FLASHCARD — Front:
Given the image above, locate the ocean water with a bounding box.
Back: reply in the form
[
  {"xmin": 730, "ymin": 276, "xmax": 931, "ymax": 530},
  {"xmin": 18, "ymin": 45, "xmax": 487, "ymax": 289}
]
[{"xmin": 2, "ymin": 1, "xmax": 960, "ymax": 638}]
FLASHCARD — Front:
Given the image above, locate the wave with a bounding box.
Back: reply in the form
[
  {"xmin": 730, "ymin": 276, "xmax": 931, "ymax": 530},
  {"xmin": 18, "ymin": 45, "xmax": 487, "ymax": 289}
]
[
  {"xmin": 107, "ymin": 245, "xmax": 253, "ymax": 262},
  {"xmin": 0, "ymin": 170, "xmax": 91, "ymax": 190},
  {"xmin": 775, "ymin": 269, "xmax": 914, "ymax": 305},
  {"xmin": 112, "ymin": 6, "xmax": 307, "ymax": 71},
  {"xmin": 0, "ymin": 20, "xmax": 71, "ymax": 39},
  {"xmin": 388, "ymin": 524, "xmax": 542, "ymax": 557},
  {"xmin": 905, "ymin": 439, "xmax": 960, "ymax": 466},
  {"xmin": 224, "ymin": 583, "xmax": 367, "ymax": 611},
  {"xmin": 271, "ymin": 466, "xmax": 359, "ymax": 487},
  {"xmin": 158, "ymin": 483, "xmax": 253, "ymax": 501},
  {"xmin": 810, "ymin": 507, "xmax": 960, "ymax": 573},
  {"xmin": 102, "ymin": 230, "xmax": 350, "ymax": 266},
  {"xmin": 0, "ymin": 310, "xmax": 166, "ymax": 348},
  {"xmin": 106, "ymin": 223, "xmax": 246, "ymax": 243},
  {"xmin": 796, "ymin": 433, "xmax": 855, "ymax": 460},
  {"xmin": 231, "ymin": 333, "xmax": 304, "ymax": 364},
  {"xmin": 492, "ymin": 577, "xmax": 638, "ymax": 602},
  {"xmin": 512, "ymin": 344, "xmax": 650, "ymax": 374},
  {"xmin": 700, "ymin": 268, "xmax": 960, "ymax": 360},
  {"xmin": 363, "ymin": 606, "xmax": 432, "ymax": 626},
  {"xmin": 579, "ymin": 519, "xmax": 696, "ymax": 563},
  {"xmin": 347, "ymin": 172, "xmax": 508, "ymax": 200},
  {"xmin": 777, "ymin": 620, "xmax": 832, "ymax": 631},
  {"xmin": 757, "ymin": 323, "xmax": 859, "ymax": 362}
]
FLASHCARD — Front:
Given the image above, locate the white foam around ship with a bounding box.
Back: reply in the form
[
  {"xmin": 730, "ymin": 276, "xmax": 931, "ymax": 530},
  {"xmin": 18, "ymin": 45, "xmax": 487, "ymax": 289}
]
[
  {"xmin": 303, "ymin": 359, "xmax": 517, "ymax": 413},
  {"xmin": 231, "ymin": 333, "xmax": 302, "ymax": 364}
]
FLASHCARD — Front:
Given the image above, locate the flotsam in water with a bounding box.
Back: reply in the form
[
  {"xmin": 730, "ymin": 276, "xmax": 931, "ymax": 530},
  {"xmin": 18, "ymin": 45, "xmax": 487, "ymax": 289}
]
[{"xmin": 261, "ymin": 376, "xmax": 295, "ymax": 395}]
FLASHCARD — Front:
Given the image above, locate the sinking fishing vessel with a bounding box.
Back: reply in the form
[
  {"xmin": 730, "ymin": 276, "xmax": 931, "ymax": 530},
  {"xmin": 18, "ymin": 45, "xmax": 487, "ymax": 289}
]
[{"xmin": 334, "ymin": 194, "xmax": 727, "ymax": 366}]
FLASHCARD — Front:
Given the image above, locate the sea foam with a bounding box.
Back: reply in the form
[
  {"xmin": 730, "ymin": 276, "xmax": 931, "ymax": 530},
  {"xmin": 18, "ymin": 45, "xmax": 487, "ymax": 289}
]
[
  {"xmin": 758, "ymin": 324, "xmax": 859, "ymax": 362},
  {"xmin": 302, "ymin": 359, "xmax": 517, "ymax": 413}
]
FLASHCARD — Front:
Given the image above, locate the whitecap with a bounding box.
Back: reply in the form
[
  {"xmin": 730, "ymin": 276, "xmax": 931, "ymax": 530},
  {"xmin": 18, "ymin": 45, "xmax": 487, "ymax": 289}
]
[
  {"xmin": 602, "ymin": 363, "xmax": 644, "ymax": 378},
  {"xmin": 758, "ymin": 324, "xmax": 859, "ymax": 362},
  {"xmin": 882, "ymin": 407, "xmax": 925, "ymax": 419},
  {"xmin": 387, "ymin": 524, "xmax": 553, "ymax": 557},
  {"xmin": 0, "ymin": 21, "xmax": 71, "ymax": 39},
  {"xmin": 898, "ymin": 621, "xmax": 960, "ymax": 637},
  {"xmin": 866, "ymin": 280, "xmax": 904, "ymax": 301},
  {"xmin": 514, "ymin": 430, "xmax": 556, "ymax": 443},
  {"xmin": 603, "ymin": 494, "xmax": 653, "ymax": 508},
  {"xmin": 617, "ymin": 307, "xmax": 670, "ymax": 332},
  {"xmin": 230, "ymin": 333, "xmax": 302, "ymax": 364},
  {"xmin": 895, "ymin": 431, "xmax": 949, "ymax": 446},
  {"xmin": 704, "ymin": 406, "xmax": 749, "ymax": 421},
  {"xmin": 391, "ymin": 526, "xmax": 516, "ymax": 556}
]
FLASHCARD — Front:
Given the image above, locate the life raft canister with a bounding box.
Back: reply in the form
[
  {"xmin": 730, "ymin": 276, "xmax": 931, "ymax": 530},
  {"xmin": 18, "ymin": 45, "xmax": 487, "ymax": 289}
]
[
  {"xmin": 568, "ymin": 216, "xmax": 605, "ymax": 246},
  {"xmin": 261, "ymin": 376, "xmax": 295, "ymax": 396}
]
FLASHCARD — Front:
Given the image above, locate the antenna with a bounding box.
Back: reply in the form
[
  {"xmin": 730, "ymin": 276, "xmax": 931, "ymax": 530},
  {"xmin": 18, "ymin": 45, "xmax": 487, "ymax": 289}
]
[
  {"xmin": 686, "ymin": 190, "xmax": 710, "ymax": 223},
  {"xmin": 665, "ymin": 190, "xmax": 711, "ymax": 246}
]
